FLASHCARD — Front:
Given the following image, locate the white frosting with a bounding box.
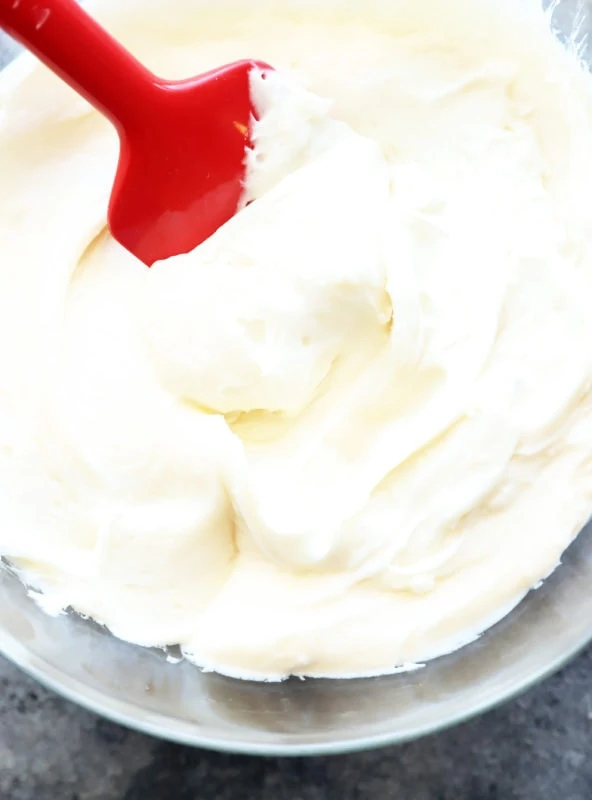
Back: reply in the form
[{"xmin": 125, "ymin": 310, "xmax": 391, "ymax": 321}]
[{"xmin": 1, "ymin": 0, "xmax": 592, "ymax": 679}]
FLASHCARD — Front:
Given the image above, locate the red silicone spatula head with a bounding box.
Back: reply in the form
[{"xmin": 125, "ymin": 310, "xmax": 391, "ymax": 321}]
[
  {"xmin": 110, "ymin": 60, "xmax": 269, "ymax": 266},
  {"xmin": 0, "ymin": 0, "xmax": 271, "ymax": 266}
]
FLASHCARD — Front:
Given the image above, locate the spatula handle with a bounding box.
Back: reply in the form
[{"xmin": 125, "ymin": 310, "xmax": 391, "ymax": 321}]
[{"xmin": 0, "ymin": 0, "xmax": 158, "ymax": 133}]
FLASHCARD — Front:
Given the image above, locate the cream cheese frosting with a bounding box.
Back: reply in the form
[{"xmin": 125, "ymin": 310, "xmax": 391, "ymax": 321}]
[{"xmin": 1, "ymin": 0, "xmax": 592, "ymax": 679}]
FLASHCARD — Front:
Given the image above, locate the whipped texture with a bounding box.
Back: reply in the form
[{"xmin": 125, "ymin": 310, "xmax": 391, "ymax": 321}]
[{"xmin": 1, "ymin": 0, "xmax": 592, "ymax": 679}]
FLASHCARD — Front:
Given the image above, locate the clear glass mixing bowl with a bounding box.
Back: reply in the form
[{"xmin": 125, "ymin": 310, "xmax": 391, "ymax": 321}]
[{"xmin": 1, "ymin": 0, "xmax": 592, "ymax": 756}]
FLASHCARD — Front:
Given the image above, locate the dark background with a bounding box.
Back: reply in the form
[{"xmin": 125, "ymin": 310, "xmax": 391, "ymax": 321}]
[{"xmin": 1, "ymin": 646, "xmax": 591, "ymax": 799}]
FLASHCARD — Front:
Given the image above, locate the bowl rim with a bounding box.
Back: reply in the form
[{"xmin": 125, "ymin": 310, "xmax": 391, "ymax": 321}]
[{"xmin": 1, "ymin": 624, "xmax": 590, "ymax": 756}]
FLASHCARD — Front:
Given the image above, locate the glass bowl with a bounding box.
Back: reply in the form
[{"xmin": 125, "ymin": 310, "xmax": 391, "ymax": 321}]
[{"xmin": 1, "ymin": 0, "xmax": 592, "ymax": 756}]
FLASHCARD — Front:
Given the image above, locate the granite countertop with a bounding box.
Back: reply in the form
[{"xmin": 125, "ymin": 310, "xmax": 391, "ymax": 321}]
[
  {"xmin": 1, "ymin": 27, "xmax": 592, "ymax": 800},
  {"xmin": 1, "ymin": 647, "xmax": 591, "ymax": 800}
]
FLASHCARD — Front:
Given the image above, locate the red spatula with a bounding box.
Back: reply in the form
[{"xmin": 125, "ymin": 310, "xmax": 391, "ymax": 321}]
[{"xmin": 0, "ymin": 0, "xmax": 271, "ymax": 265}]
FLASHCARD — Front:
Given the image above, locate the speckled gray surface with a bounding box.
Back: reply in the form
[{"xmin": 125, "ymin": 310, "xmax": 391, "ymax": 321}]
[
  {"xmin": 1, "ymin": 647, "xmax": 591, "ymax": 799},
  {"xmin": 2, "ymin": 21, "xmax": 592, "ymax": 800}
]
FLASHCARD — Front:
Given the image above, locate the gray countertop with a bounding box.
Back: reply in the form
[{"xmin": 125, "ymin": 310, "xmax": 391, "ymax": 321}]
[{"xmin": 1, "ymin": 647, "xmax": 591, "ymax": 799}]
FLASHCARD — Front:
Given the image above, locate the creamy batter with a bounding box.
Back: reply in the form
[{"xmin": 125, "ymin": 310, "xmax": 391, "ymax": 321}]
[{"xmin": 1, "ymin": 0, "xmax": 592, "ymax": 680}]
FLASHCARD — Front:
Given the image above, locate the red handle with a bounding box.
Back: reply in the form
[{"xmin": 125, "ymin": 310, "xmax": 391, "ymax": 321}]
[{"xmin": 0, "ymin": 0, "xmax": 159, "ymax": 133}]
